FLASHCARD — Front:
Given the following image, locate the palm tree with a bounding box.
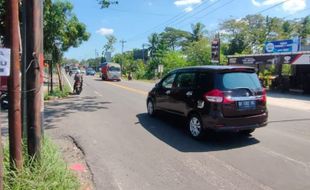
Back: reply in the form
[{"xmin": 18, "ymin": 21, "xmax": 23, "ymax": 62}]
[
  {"xmin": 190, "ymin": 22, "xmax": 207, "ymax": 42},
  {"xmin": 147, "ymin": 33, "xmax": 160, "ymax": 58}
]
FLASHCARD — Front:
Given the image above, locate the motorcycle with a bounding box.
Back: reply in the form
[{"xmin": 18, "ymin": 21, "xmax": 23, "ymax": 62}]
[
  {"xmin": 74, "ymin": 81, "xmax": 83, "ymax": 95},
  {"xmin": 0, "ymin": 90, "xmax": 8, "ymax": 110}
]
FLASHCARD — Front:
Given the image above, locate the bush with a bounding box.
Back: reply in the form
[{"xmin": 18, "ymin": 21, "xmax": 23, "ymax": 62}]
[
  {"xmin": 4, "ymin": 137, "xmax": 80, "ymax": 190},
  {"xmin": 44, "ymin": 85, "xmax": 71, "ymax": 100}
]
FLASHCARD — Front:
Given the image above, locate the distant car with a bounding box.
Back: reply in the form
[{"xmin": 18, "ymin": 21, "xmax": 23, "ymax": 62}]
[
  {"xmin": 100, "ymin": 62, "xmax": 121, "ymax": 81},
  {"xmin": 69, "ymin": 67, "xmax": 80, "ymax": 76},
  {"xmin": 86, "ymin": 68, "xmax": 96, "ymax": 76},
  {"xmin": 147, "ymin": 66, "xmax": 268, "ymax": 139},
  {"xmin": 81, "ymin": 69, "xmax": 86, "ymax": 75}
]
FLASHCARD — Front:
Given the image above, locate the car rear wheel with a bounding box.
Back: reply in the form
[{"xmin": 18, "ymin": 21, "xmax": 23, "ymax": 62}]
[
  {"xmin": 240, "ymin": 129, "xmax": 255, "ymax": 135},
  {"xmin": 147, "ymin": 99, "xmax": 157, "ymax": 117},
  {"xmin": 188, "ymin": 114, "xmax": 205, "ymax": 139}
]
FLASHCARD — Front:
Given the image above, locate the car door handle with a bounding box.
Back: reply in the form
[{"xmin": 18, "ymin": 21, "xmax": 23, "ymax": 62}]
[
  {"xmin": 165, "ymin": 90, "xmax": 171, "ymax": 95},
  {"xmin": 186, "ymin": 91, "xmax": 193, "ymax": 97}
]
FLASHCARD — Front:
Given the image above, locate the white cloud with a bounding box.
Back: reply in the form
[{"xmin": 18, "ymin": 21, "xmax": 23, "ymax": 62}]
[
  {"xmin": 251, "ymin": 0, "xmax": 306, "ymax": 14},
  {"xmin": 174, "ymin": 0, "xmax": 202, "ymax": 7},
  {"xmin": 184, "ymin": 6, "xmax": 193, "ymax": 12},
  {"xmin": 96, "ymin": 28, "xmax": 114, "ymax": 36}
]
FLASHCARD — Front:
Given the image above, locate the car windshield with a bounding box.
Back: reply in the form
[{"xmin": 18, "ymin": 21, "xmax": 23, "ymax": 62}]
[
  {"xmin": 217, "ymin": 72, "xmax": 262, "ymax": 90},
  {"xmin": 109, "ymin": 66, "xmax": 120, "ymax": 72}
]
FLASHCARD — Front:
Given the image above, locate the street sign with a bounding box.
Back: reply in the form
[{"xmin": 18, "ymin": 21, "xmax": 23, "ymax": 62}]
[
  {"xmin": 265, "ymin": 38, "xmax": 300, "ymax": 53},
  {"xmin": 158, "ymin": 64, "xmax": 164, "ymax": 73},
  {"xmin": 211, "ymin": 39, "xmax": 220, "ymax": 64},
  {"xmin": 0, "ymin": 48, "xmax": 11, "ymax": 76}
]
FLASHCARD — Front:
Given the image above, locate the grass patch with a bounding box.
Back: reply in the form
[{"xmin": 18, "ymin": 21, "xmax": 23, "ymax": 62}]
[
  {"xmin": 4, "ymin": 137, "xmax": 80, "ymax": 190},
  {"xmin": 44, "ymin": 85, "xmax": 71, "ymax": 100}
]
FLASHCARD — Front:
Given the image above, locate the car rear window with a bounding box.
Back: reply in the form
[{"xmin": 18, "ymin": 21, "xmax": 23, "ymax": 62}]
[
  {"xmin": 109, "ymin": 66, "xmax": 120, "ymax": 72},
  {"xmin": 216, "ymin": 72, "xmax": 262, "ymax": 90}
]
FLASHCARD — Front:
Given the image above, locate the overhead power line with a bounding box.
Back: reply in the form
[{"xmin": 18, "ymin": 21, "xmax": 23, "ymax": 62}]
[
  {"xmin": 127, "ymin": 0, "xmax": 210, "ymax": 41},
  {"xmin": 177, "ymin": 0, "xmax": 236, "ymax": 28}
]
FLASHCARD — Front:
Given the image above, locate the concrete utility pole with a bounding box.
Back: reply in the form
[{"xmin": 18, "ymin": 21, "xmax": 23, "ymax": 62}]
[
  {"xmin": 120, "ymin": 40, "xmax": 126, "ymax": 54},
  {"xmin": 8, "ymin": 0, "xmax": 23, "ymax": 170},
  {"xmin": 25, "ymin": 0, "xmax": 44, "ymax": 157}
]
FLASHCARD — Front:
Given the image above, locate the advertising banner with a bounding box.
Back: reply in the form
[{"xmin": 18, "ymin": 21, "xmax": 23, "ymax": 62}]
[
  {"xmin": 0, "ymin": 48, "xmax": 11, "ymax": 76},
  {"xmin": 265, "ymin": 38, "xmax": 300, "ymax": 53},
  {"xmin": 228, "ymin": 52, "xmax": 310, "ymax": 65},
  {"xmin": 211, "ymin": 39, "xmax": 220, "ymax": 63}
]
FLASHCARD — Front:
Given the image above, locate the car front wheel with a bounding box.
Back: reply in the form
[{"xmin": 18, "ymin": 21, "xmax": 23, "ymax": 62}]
[
  {"xmin": 147, "ymin": 99, "xmax": 156, "ymax": 117},
  {"xmin": 188, "ymin": 114, "xmax": 205, "ymax": 139}
]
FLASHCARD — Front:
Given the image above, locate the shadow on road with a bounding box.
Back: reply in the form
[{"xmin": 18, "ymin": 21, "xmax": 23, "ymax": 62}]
[
  {"xmin": 44, "ymin": 96, "xmax": 111, "ymax": 129},
  {"xmin": 136, "ymin": 113, "xmax": 260, "ymax": 153}
]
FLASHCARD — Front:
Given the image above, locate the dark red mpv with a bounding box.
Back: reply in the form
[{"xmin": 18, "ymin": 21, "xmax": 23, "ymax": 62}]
[{"xmin": 147, "ymin": 66, "xmax": 268, "ymax": 139}]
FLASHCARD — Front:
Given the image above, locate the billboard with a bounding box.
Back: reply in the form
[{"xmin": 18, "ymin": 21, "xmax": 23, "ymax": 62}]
[
  {"xmin": 265, "ymin": 38, "xmax": 300, "ymax": 53},
  {"xmin": 0, "ymin": 48, "xmax": 11, "ymax": 76},
  {"xmin": 211, "ymin": 39, "xmax": 220, "ymax": 63},
  {"xmin": 228, "ymin": 52, "xmax": 310, "ymax": 65}
]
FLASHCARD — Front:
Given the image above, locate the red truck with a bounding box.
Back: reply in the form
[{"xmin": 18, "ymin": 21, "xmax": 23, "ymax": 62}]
[{"xmin": 100, "ymin": 62, "xmax": 121, "ymax": 81}]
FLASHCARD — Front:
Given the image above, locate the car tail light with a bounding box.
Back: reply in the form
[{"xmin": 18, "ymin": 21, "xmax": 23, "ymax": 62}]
[
  {"xmin": 262, "ymin": 88, "xmax": 267, "ymax": 104},
  {"xmin": 204, "ymin": 89, "xmax": 233, "ymax": 104}
]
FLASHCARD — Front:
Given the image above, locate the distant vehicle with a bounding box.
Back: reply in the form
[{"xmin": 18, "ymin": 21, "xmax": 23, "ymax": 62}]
[
  {"xmin": 147, "ymin": 66, "xmax": 268, "ymax": 139},
  {"xmin": 69, "ymin": 67, "xmax": 80, "ymax": 76},
  {"xmin": 80, "ymin": 69, "xmax": 86, "ymax": 75},
  {"xmin": 100, "ymin": 62, "xmax": 121, "ymax": 81},
  {"xmin": 86, "ymin": 68, "xmax": 96, "ymax": 76}
]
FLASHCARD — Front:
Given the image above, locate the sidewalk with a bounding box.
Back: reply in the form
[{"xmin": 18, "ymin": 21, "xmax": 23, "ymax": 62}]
[{"xmin": 267, "ymin": 91, "xmax": 310, "ymax": 111}]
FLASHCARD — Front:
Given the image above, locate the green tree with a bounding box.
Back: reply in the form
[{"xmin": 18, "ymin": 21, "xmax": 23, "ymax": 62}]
[
  {"xmin": 44, "ymin": 0, "xmax": 90, "ymax": 59},
  {"xmin": 300, "ymin": 16, "xmax": 310, "ymax": 44},
  {"xmin": 103, "ymin": 35, "xmax": 117, "ymax": 54},
  {"xmin": 189, "ymin": 22, "xmax": 207, "ymax": 42},
  {"xmin": 147, "ymin": 33, "xmax": 160, "ymax": 57},
  {"xmin": 183, "ymin": 38, "xmax": 211, "ymax": 65},
  {"xmin": 44, "ymin": 0, "xmax": 90, "ymax": 91},
  {"xmin": 160, "ymin": 27, "xmax": 190, "ymax": 50}
]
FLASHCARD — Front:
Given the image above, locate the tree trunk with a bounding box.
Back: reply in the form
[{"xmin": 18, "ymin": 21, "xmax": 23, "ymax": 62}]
[
  {"xmin": 49, "ymin": 62, "xmax": 53, "ymax": 93},
  {"xmin": 56, "ymin": 63, "xmax": 63, "ymax": 91}
]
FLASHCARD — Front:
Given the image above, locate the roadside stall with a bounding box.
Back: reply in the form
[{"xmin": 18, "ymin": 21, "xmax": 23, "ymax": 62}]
[{"xmin": 227, "ymin": 51, "xmax": 310, "ymax": 93}]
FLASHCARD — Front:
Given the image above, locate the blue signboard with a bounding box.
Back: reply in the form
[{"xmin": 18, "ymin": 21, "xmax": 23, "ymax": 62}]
[{"xmin": 265, "ymin": 38, "xmax": 300, "ymax": 53}]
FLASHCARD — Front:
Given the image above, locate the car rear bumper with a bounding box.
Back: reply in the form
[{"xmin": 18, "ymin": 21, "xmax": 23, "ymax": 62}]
[{"xmin": 203, "ymin": 112, "xmax": 268, "ymax": 132}]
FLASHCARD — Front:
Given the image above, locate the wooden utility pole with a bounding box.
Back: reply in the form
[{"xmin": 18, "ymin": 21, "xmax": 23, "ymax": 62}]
[
  {"xmin": 25, "ymin": 0, "xmax": 44, "ymax": 157},
  {"xmin": 8, "ymin": 0, "xmax": 23, "ymax": 170},
  {"xmin": 0, "ymin": 124, "xmax": 3, "ymax": 190}
]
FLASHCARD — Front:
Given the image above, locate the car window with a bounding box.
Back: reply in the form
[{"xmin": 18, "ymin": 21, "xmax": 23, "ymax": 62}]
[
  {"xmin": 197, "ymin": 72, "xmax": 214, "ymax": 91},
  {"xmin": 109, "ymin": 66, "xmax": 120, "ymax": 72},
  {"xmin": 217, "ymin": 72, "xmax": 262, "ymax": 90},
  {"xmin": 162, "ymin": 73, "xmax": 176, "ymax": 89},
  {"xmin": 175, "ymin": 72, "xmax": 196, "ymax": 88}
]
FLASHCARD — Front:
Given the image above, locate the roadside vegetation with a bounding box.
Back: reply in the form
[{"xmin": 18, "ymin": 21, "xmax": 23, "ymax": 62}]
[
  {"xmin": 3, "ymin": 137, "xmax": 80, "ymax": 190},
  {"xmin": 44, "ymin": 85, "xmax": 71, "ymax": 101}
]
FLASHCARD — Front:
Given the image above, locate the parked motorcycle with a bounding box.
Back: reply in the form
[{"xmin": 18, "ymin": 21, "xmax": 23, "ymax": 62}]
[{"xmin": 0, "ymin": 90, "xmax": 8, "ymax": 110}]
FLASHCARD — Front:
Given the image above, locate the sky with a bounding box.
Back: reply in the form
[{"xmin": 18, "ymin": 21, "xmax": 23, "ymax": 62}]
[{"xmin": 64, "ymin": 0, "xmax": 310, "ymax": 60}]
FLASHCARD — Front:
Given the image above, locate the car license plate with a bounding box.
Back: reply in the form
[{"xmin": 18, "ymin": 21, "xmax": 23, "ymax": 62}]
[{"xmin": 237, "ymin": 100, "xmax": 256, "ymax": 110}]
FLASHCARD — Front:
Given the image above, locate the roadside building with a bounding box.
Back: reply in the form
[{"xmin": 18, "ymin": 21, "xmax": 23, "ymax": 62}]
[{"xmin": 227, "ymin": 51, "xmax": 310, "ymax": 93}]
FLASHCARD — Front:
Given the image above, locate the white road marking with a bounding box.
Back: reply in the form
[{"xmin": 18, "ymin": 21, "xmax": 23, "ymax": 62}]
[
  {"xmin": 257, "ymin": 145, "xmax": 310, "ymax": 169},
  {"xmin": 63, "ymin": 73, "xmax": 73, "ymax": 91},
  {"xmin": 94, "ymin": 90, "xmax": 103, "ymax": 97}
]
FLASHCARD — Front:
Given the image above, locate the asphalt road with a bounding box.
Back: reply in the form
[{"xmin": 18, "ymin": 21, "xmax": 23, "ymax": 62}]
[{"xmin": 45, "ymin": 75, "xmax": 310, "ymax": 190}]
